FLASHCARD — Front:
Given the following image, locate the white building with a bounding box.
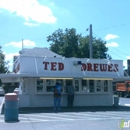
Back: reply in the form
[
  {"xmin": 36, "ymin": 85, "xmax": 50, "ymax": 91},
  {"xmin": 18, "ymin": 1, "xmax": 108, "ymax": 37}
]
[{"xmin": 0, "ymin": 47, "xmax": 129, "ymax": 108}]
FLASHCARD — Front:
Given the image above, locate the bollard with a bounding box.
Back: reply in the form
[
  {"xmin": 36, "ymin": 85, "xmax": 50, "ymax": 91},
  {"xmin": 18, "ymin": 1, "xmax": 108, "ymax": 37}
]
[{"xmin": 4, "ymin": 93, "xmax": 19, "ymax": 122}]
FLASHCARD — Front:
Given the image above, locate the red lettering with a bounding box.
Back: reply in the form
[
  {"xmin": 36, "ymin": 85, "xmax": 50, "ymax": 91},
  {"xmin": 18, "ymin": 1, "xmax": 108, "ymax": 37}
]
[
  {"xmin": 43, "ymin": 62, "xmax": 49, "ymax": 70},
  {"xmin": 87, "ymin": 63, "xmax": 93, "ymax": 71},
  {"xmin": 15, "ymin": 63, "xmax": 20, "ymax": 73},
  {"xmin": 51, "ymin": 62, "xmax": 57, "ymax": 70},
  {"xmin": 108, "ymin": 64, "xmax": 113, "ymax": 72},
  {"xmin": 94, "ymin": 64, "xmax": 99, "ymax": 71},
  {"xmin": 58, "ymin": 63, "xmax": 64, "ymax": 70},
  {"xmin": 81, "ymin": 63, "xmax": 86, "ymax": 71},
  {"xmin": 114, "ymin": 64, "xmax": 119, "ymax": 72},
  {"xmin": 100, "ymin": 64, "xmax": 107, "ymax": 71}
]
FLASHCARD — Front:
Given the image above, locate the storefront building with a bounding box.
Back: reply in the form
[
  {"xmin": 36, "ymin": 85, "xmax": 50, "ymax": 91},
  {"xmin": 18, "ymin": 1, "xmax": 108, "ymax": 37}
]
[{"xmin": 0, "ymin": 47, "xmax": 128, "ymax": 108}]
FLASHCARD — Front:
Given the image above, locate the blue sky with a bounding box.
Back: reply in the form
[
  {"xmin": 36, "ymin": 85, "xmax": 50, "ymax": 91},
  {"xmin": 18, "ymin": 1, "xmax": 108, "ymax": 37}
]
[{"xmin": 0, "ymin": 0, "xmax": 130, "ymax": 71}]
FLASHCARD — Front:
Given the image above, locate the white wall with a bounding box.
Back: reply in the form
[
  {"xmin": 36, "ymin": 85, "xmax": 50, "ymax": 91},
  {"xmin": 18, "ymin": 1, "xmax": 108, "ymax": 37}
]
[
  {"xmin": 19, "ymin": 56, "xmax": 124, "ymax": 77},
  {"xmin": 19, "ymin": 94, "xmax": 113, "ymax": 107},
  {"xmin": 18, "ymin": 78, "xmax": 114, "ymax": 107},
  {"xmin": 19, "ymin": 95, "xmax": 30, "ymax": 107}
]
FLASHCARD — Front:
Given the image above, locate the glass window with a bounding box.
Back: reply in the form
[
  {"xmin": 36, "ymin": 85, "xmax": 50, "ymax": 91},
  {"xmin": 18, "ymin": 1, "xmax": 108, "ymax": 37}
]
[
  {"xmin": 65, "ymin": 80, "xmax": 72, "ymax": 93},
  {"xmin": 36, "ymin": 79, "xmax": 43, "ymax": 93},
  {"xmin": 75, "ymin": 80, "xmax": 79, "ymax": 92},
  {"xmin": 89, "ymin": 80, "xmax": 94, "ymax": 93},
  {"xmin": 46, "ymin": 79, "xmax": 55, "ymax": 92},
  {"xmin": 56, "ymin": 79, "xmax": 64, "ymax": 86},
  {"xmin": 96, "ymin": 80, "xmax": 101, "ymax": 92},
  {"xmin": 82, "ymin": 80, "xmax": 88, "ymax": 91},
  {"xmin": 103, "ymin": 80, "xmax": 108, "ymax": 92}
]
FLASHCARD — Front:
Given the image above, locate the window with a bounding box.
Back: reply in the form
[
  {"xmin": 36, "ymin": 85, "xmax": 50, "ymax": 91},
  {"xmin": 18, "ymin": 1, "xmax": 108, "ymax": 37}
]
[
  {"xmin": 89, "ymin": 80, "xmax": 94, "ymax": 93},
  {"xmin": 82, "ymin": 80, "xmax": 88, "ymax": 92},
  {"xmin": 65, "ymin": 80, "xmax": 72, "ymax": 93},
  {"xmin": 36, "ymin": 79, "xmax": 44, "ymax": 93},
  {"xmin": 46, "ymin": 79, "xmax": 55, "ymax": 92},
  {"xmin": 96, "ymin": 80, "xmax": 101, "ymax": 92},
  {"xmin": 74, "ymin": 80, "xmax": 80, "ymax": 92},
  {"xmin": 103, "ymin": 80, "xmax": 108, "ymax": 92},
  {"xmin": 56, "ymin": 79, "xmax": 64, "ymax": 86}
]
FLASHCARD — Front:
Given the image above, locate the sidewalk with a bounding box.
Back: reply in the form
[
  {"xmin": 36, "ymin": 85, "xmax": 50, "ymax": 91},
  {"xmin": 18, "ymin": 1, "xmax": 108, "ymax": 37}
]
[
  {"xmin": 1, "ymin": 102, "xmax": 130, "ymax": 114},
  {"xmin": 1, "ymin": 98, "xmax": 130, "ymax": 114}
]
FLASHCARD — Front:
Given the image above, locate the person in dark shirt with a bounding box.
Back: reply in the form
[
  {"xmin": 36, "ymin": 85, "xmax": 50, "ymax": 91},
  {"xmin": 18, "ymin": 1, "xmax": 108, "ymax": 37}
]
[
  {"xmin": 52, "ymin": 82, "xmax": 62, "ymax": 110},
  {"xmin": 67, "ymin": 83, "xmax": 75, "ymax": 107}
]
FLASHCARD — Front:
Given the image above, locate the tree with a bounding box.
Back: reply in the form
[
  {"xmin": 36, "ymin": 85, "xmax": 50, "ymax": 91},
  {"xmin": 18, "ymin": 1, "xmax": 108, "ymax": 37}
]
[
  {"xmin": 47, "ymin": 28, "xmax": 81, "ymax": 57},
  {"xmin": 0, "ymin": 46, "xmax": 9, "ymax": 85},
  {"xmin": 47, "ymin": 28, "xmax": 112, "ymax": 59}
]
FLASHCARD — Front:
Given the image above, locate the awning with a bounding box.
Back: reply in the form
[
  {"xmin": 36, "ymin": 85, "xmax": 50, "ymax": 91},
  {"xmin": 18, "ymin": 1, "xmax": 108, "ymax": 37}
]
[
  {"xmin": 0, "ymin": 73, "xmax": 130, "ymax": 83},
  {"xmin": 0, "ymin": 74, "xmax": 27, "ymax": 83}
]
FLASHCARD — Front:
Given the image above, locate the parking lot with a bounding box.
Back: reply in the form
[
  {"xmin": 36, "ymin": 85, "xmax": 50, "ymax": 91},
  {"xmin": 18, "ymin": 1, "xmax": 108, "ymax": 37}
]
[{"xmin": 0, "ymin": 96, "xmax": 130, "ymax": 130}]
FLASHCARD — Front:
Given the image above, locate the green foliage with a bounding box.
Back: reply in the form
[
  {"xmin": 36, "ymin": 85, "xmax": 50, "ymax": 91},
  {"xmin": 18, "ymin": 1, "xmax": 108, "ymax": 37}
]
[
  {"xmin": 0, "ymin": 46, "xmax": 8, "ymax": 73},
  {"xmin": 0, "ymin": 46, "xmax": 9, "ymax": 85},
  {"xmin": 47, "ymin": 28, "xmax": 112, "ymax": 59}
]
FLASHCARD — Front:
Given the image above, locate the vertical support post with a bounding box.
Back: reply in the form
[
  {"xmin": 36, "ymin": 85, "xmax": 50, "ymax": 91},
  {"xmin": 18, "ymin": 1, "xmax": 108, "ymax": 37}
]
[
  {"xmin": 22, "ymin": 39, "xmax": 23, "ymax": 50},
  {"xmin": 89, "ymin": 24, "xmax": 93, "ymax": 58}
]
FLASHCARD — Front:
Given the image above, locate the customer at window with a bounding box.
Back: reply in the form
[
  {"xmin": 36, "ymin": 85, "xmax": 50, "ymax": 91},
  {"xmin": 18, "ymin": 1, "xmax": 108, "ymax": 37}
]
[
  {"xmin": 67, "ymin": 83, "xmax": 75, "ymax": 108},
  {"xmin": 52, "ymin": 82, "xmax": 62, "ymax": 111}
]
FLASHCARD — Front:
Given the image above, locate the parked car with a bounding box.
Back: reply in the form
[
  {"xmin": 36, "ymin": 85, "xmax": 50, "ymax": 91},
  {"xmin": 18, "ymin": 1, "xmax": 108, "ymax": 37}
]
[
  {"xmin": 14, "ymin": 88, "xmax": 19, "ymax": 94},
  {"xmin": 0, "ymin": 87, "xmax": 5, "ymax": 96}
]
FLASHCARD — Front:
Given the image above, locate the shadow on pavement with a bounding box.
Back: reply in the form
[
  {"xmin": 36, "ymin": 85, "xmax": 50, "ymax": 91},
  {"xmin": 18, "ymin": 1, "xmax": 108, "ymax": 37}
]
[{"xmin": 18, "ymin": 106, "xmax": 130, "ymax": 114}]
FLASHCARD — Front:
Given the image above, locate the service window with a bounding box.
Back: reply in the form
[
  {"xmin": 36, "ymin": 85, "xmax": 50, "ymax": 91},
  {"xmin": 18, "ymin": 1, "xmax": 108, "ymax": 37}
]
[
  {"xmin": 65, "ymin": 80, "xmax": 73, "ymax": 93},
  {"xmin": 46, "ymin": 79, "xmax": 55, "ymax": 92},
  {"xmin": 89, "ymin": 80, "xmax": 94, "ymax": 93},
  {"xmin": 82, "ymin": 80, "xmax": 88, "ymax": 92},
  {"xmin": 36, "ymin": 79, "xmax": 44, "ymax": 93},
  {"xmin": 74, "ymin": 79, "xmax": 80, "ymax": 92},
  {"xmin": 103, "ymin": 80, "xmax": 108, "ymax": 92},
  {"xmin": 56, "ymin": 79, "xmax": 64, "ymax": 86},
  {"xmin": 96, "ymin": 80, "xmax": 102, "ymax": 92}
]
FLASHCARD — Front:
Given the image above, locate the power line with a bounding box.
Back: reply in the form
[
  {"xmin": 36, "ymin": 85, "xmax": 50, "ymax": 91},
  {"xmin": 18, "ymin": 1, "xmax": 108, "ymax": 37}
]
[
  {"xmin": 112, "ymin": 48, "xmax": 130, "ymax": 56},
  {"xmin": 89, "ymin": 32, "xmax": 130, "ymax": 59},
  {"xmin": 109, "ymin": 50, "xmax": 126, "ymax": 60},
  {"xmin": 94, "ymin": 22, "xmax": 130, "ymax": 31}
]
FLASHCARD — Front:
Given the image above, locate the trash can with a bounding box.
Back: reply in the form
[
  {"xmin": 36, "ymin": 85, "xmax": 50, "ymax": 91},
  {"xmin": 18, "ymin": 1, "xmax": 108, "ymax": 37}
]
[
  {"xmin": 114, "ymin": 96, "xmax": 119, "ymax": 106},
  {"xmin": 4, "ymin": 93, "xmax": 19, "ymax": 122}
]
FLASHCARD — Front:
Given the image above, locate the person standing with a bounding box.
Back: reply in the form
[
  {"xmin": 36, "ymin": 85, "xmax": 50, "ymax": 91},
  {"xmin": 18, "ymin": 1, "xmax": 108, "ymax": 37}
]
[
  {"xmin": 67, "ymin": 83, "xmax": 75, "ymax": 108},
  {"xmin": 52, "ymin": 82, "xmax": 62, "ymax": 111}
]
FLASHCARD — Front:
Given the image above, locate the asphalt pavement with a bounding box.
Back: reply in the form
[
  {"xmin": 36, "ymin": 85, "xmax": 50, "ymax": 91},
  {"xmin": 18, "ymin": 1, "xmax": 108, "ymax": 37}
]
[
  {"xmin": 0, "ymin": 97, "xmax": 130, "ymax": 130},
  {"xmin": 0, "ymin": 107, "xmax": 130, "ymax": 130}
]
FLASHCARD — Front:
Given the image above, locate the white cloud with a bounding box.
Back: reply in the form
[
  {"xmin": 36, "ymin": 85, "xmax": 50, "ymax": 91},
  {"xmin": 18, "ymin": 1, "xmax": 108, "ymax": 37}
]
[
  {"xmin": 104, "ymin": 34, "xmax": 119, "ymax": 41},
  {"xmin": 24, "ymin": 22, "xmax": 39, "ymax": 26},
  {"xmin": 123, "ymin": 56, "xmax": 130, "ymax": 69},
  {"xmin": 4, "ymin": 52, "xmax": 19, "ymax": 71},
  {"xmin": 4, "ymin": 40, "xmax": 36, "ymax": 48},
  {"xmin": 106, "ymin": 42, "xmax": 119, "ymax": 47},
  {"xmin": 0, "ymin": 0, "xmax": 57, "ymax": 24},
  {"xmin": 4, "ymin": 52, "xmax": 19, "ymax": 61},
  {"xmin": 127, "ymin": 56, "xmax": 130, "ymax": 59}
]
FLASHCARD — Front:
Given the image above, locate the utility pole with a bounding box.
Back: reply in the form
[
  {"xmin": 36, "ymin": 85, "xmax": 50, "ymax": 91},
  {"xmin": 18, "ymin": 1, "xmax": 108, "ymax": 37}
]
[
  {"xmin": 22, "ymin": 39, "xmax": 23, "ymax": 50},
  {"xmin": 89, "ymin": 24, "xmax": 93, "ymax": 58}
]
